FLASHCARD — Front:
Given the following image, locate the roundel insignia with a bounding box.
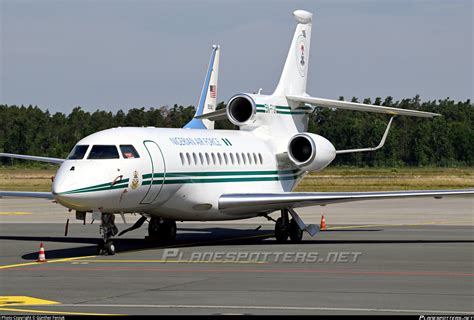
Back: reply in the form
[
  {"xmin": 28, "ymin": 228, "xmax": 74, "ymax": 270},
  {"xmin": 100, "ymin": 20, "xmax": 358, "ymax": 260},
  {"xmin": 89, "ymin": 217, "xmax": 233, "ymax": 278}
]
[
  {"xmin": 131, "ymin": 170, "xmax": 139, "ymax": 190},
  {"xmin": 295, "ymin": 34, "xmax": 307, "ymax": 77}
]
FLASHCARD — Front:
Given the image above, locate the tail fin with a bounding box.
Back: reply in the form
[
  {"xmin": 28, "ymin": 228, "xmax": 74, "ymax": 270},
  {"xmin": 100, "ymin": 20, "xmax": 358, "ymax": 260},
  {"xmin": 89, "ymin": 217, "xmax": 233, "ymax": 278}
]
[
  {"xmin": 184, "ymin": 45, "xmax": 220, "ymax": 129},
  {"xmin": 273, "ymin": 10, "xmax": 312, "ymax": 97}
]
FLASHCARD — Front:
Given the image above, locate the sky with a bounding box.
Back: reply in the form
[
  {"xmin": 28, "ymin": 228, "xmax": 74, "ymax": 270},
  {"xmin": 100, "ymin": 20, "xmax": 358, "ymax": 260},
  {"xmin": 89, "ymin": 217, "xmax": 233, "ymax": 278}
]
[{"xmin": 1, "ymin": 0, "xmax": 472, "ymax": 113}]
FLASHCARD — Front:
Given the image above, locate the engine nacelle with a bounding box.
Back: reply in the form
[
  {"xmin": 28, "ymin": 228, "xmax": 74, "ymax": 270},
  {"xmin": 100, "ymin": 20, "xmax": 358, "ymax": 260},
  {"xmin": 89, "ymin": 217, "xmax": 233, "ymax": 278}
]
[
  {"xmin": 288, "ymin": 133, "xmax": 336, "ymax": 171},
  {"xmin": 226, "ymin": 94, "xmax": 257, "ymax": 126}
]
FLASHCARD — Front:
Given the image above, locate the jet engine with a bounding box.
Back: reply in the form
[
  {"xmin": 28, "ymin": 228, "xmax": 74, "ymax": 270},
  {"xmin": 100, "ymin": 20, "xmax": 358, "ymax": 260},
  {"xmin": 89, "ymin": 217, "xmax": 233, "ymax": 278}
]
[
  {"xmin": 226, "ymin": 94, "xmax": 256, "ymax": 126},
  {"xmin": 288, "ymin": 133, "xmax": 336, "ymax": 171}
]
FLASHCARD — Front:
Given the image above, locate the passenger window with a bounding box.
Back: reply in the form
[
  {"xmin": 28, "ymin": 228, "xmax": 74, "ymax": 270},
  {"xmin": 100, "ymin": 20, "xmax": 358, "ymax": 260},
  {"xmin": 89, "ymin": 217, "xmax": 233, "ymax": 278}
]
[
  {"xmin": 120, "ymin": 145, "xmax": 140, "ymax": 159},
  {"xmin": 247, "ymin": 153, "xmax": 252, "ymax": 165},
  {"xmin": 67, "ymin": 145, "xmax": 89, "ymax": 160},
  {"xmin": 192, "ymin": 153, "xmax": 198, "ymax": 165},
  {"xmin": 180, "ymin": 153, "xmax": 185, "ymax": 165},
  {"xmin": 217, "ymin": 153, "xmax": 222, "ymax": 165},
  {"xmin": 88, "ymin": 145, "xmax": 119, "ymax": 159},
  {"xmin": 241, "ymin": 153, "xmax": 246, "ymax": 165},
  {"xmin": 186, "ymin": 153, "xmax": 192, "ymax": 165},
  {"xmin": 199, "ymin": 153, "xmax": 204, "ymax": 165},
  {"xmin": 223, "ymin": 153, "xmax": 229, "ymax": 165},
  {"xmin": 258, "ymin": 153, "xmax": 263, "ymax": 164},
  {"xmin": 236, "ymin": 153, "xmax": 241, "ymax": 165},
  {"xmin": 253, "ymin": 153, "xmax": 258, "ymax": 165},
  {"xmin": 230, "ymin": 153, "xmax": 235, "ymax": 165},
  {"xmin": 205, "ymin": 153, "xmax": 210, "ymax": 165},
  {"xmin": 211, "ymin": 153, "xmax": 216, "ymax": 165}
]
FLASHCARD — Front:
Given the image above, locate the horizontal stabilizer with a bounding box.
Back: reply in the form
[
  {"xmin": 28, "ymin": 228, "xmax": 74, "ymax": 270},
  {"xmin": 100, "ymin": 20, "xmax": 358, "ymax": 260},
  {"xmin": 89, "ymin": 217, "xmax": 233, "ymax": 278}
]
[
  {"xmin": 287, "ymin": 95, "xmax": 441, "ymax": 118},
  {"xmin": 0, "ymin": 153, "xmax": 64, "ymax": 164}
]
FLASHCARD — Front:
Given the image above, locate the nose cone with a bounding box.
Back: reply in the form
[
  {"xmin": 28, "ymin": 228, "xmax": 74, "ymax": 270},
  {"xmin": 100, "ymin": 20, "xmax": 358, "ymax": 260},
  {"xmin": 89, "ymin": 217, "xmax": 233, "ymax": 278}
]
[
  {"xmin": 52, "ymin": 162, "xmax": 90, "ymax": 210},
  {"xmin": 52, "ymin": 161, "xmax": 80, "ymax": 194}
]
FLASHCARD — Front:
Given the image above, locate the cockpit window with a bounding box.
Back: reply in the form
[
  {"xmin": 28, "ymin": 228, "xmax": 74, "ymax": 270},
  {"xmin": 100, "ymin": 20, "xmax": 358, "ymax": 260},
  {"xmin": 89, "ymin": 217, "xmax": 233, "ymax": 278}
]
[
  {"xmin": 67, "ymin": 145, "xmax": 89, "ymax": 160},
  {"xmin": 120, "ymin": 145, "xmax": 140, "ymax": 159},
  {"xmin": 88, "ymin": 145, "xmax": 120, "ymax": 159}
]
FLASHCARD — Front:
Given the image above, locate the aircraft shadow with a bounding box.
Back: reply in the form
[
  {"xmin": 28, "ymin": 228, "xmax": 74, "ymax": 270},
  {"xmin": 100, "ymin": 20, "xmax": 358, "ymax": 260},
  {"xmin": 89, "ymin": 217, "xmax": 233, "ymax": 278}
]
[{"xmin": 1, "ymin": 227, "xmax": 472, "ymax": 261}]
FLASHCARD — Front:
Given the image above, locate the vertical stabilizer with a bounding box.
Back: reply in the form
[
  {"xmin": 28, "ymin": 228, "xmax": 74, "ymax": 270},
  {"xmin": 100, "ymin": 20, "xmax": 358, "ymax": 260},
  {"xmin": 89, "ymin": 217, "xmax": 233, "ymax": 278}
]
[
  {"xmin": 273, "ymin": 10, "xmax": 312, "ymax": 97},
  {"xmin": 184, "ymin": 45, "xmax": 220, "ymax": 129}
]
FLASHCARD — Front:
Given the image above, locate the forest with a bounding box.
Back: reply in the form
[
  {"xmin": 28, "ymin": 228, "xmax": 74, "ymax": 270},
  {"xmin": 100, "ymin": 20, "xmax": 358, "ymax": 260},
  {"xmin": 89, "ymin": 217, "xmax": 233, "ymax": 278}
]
[{"xmin": 0, "ymin": 95, "xmax": 472, "ymax": 167}]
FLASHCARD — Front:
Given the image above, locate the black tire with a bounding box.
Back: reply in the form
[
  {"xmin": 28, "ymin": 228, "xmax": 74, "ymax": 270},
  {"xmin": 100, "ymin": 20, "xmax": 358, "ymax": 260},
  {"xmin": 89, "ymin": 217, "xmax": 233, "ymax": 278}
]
[
  {"xmin": 96, "ymin": 242, "xmax": 104, "ymax": 255},
  {"xmin": 275, "ymin": 217, "xmax": 289, "ymax": 243},
  {"xmin": 163, "ymin": 220, "xmax": 177, "ymax": 241},
  {"xmin": 148, "ymin": 217, "xmax": 161, "ymax": 238},
  {"xmin": 105, "ymin": 240, "xmax": 115, "ymax": 255},
  {"xmin": 289, "ymin": 219, "xmax": 303, "ymax": 243},
  {"xmin": 148, "ymin": 218, "xmax": 177, "ymax": 241}
]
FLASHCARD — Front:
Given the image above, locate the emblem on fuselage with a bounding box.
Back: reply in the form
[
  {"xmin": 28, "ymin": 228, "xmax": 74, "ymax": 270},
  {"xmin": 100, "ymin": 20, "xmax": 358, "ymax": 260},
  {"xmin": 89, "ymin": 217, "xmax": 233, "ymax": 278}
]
[{"xmin": 131, "ymin": 171, "xmax": 139, "ymax": 189}]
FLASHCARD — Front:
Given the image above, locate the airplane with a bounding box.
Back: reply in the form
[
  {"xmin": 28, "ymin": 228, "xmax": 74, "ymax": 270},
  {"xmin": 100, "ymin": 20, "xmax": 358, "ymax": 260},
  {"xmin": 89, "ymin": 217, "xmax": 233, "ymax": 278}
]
[{"xmin": 1, "ymin": 10, "xmax": 472, "ymax": 255}]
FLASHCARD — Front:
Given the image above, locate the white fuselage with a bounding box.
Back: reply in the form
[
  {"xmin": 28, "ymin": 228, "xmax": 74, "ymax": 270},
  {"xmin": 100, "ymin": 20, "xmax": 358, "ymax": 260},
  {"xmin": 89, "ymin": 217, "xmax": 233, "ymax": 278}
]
[{"xmin": 52, "ymin": 126, "xmax": 305, "ymax": 221}]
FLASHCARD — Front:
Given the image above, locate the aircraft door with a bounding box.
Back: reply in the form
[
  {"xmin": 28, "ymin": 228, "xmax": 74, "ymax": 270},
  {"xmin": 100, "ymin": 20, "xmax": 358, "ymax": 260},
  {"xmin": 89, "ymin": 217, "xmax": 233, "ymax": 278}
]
[{"xmin": 140, "ymin": 140, "xmax": 165, "ymax": 204}]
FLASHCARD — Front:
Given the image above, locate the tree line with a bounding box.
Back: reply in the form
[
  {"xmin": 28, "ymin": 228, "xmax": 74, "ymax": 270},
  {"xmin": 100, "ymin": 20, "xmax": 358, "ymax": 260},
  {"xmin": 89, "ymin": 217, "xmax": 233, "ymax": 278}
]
[{"xmin": 0, "ymin": 95, "xmax": 472, "ymax": 167}]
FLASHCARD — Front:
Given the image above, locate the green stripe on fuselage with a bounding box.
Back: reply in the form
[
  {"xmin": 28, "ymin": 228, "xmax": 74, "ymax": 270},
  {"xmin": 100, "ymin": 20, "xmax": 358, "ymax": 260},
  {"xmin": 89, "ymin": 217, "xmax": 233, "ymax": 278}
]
[
  {"xmin": 142, "ymin": 169, "xmax": 299, "ymax": 180},
  {"xmin": 143, "ymin": 173, "xmax": 303, "ymax": 185},
  {"xmin": 60, "ymin": 181, "xmax": 130, "ymax": 194}
]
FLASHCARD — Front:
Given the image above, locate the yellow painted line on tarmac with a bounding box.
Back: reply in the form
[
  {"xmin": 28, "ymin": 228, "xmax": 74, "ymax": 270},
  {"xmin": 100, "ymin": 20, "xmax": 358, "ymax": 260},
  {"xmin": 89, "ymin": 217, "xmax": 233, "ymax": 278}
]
[
  {"xmin": 0, "ymin": 307, "xmax": 122, "ymax": 316},
  {"xmin": 0, "ymin": 255, "xmax": 96, "ymax": 270},
  {"xmin": 79, "ymin": 259, "xmax": 267, "ymax": 264},
  {"xmin": 0, "ymin": 212, "xmax": 32, "ymax": 215},
  {"xmin": 0, "ymin": 296, "xmax": 59, "ymax": 307}
]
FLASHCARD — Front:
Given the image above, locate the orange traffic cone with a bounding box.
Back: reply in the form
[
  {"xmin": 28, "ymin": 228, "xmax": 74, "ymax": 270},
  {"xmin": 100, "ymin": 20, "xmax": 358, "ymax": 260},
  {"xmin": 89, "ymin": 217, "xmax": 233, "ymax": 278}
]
[
  {"xmin": 37, "ymin": 243, "xmax": 47, "ymax": 262},
  {"xmin": 320, "ymin": 215, "xmax": 327, "ymax": 231}
]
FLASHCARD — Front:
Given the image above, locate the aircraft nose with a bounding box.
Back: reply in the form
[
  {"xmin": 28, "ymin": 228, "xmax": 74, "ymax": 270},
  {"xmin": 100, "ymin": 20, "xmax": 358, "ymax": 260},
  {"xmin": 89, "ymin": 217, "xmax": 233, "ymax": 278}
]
[
  {"xmin": 52, "ymin": 163, "xmax": 73, "ymax": 195},
  {"xmin": 51, "ymin": 162, "xmax": 86, "ymax": 208}
]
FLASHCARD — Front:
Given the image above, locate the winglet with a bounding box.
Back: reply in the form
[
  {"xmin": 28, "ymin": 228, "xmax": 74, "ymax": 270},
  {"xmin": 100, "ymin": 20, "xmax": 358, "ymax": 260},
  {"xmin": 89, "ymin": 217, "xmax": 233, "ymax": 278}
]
[
  {"xmin": 184, "ymin": 45, "xmax": 220, "ymax": 129},
  {"xmin": 336, "ymin": 116, "xmax": 395, "ymax": 154}
]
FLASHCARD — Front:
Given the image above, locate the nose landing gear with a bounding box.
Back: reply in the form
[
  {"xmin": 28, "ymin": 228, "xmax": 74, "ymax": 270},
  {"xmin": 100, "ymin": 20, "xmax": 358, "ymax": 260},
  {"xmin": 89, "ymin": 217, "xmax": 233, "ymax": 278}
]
[{"xmin": 97, "ymin": 213, "xmax": 118, "ymax": 255}]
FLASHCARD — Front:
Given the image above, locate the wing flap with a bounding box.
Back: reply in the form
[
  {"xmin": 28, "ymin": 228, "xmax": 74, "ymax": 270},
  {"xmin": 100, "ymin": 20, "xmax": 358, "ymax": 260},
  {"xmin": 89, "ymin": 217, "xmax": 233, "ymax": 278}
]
[
  {"xmin": 287, "ymin": 95, "xmax": 441, "ymax": 118},
  {"xmin": 219, "ymin": 189, "xmax": 474, "ymax": 215}
]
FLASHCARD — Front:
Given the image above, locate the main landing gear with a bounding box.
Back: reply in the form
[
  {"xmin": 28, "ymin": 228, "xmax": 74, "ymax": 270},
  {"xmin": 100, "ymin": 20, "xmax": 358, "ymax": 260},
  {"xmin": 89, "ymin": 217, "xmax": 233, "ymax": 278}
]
[
  {"xmin": 97, "ymin": 213, "xmax": 118, "ymax": 255},
  {"xmin": 148, "ymin": 217, "xmax": 177, "ymax": 242},
  {"xmin": 274, "ymin": 209, "xmax": 304, "ymax": 243}
]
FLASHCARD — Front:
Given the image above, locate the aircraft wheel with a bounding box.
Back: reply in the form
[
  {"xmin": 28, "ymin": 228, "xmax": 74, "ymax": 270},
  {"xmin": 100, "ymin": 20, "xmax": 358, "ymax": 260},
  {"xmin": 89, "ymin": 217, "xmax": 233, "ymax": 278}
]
[
  {"xmin": 275, "ymin": 217, "xmax": 289, "ymax": 243},
  {"xmin": 162, "ymin": 220, "xmax": 177, "ymax": 241},
  {"xmin": 105, "ymin": 240, "xmax": 116, "ymax": 255},
  {"xmin": 96, "ymin": 242, "xmax": 104, "ymax": 255},
  {"xmin": 148, "ymin": 217, "xmax": 161, "ymax": 238},
  {"xmin": 148, "ymin": 218, "xmax": 177, "ymax": 241},
  {"xmin": 289, "ymin": 219, "xmax": 303, "ymax": 243}
]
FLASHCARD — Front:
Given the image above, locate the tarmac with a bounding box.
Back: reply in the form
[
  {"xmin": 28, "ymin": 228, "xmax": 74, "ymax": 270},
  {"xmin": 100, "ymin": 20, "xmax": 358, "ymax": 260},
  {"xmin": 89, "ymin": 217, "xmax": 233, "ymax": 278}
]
[{"xmin": 0, "ymin": 197, "xmax": 473, "ymax": 315}]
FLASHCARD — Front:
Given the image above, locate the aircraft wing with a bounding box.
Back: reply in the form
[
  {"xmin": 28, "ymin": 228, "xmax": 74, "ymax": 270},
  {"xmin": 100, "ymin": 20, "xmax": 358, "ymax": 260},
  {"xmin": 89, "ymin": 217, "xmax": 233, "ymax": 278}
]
[
  {"xmin": 287, "ymin": 95, "xmax": 441, "ymax": 118},
  {"xmin": 219, "ymin": 189, "xmax": 474, "ymax": 215},
  {"xmin": 0, "ymin": 153, "xmax": 64, "ymax": 164},
  {"xmin": 0, "ymin": 191, "xmax": 54, "ymax": 199},
  {"xmin": 194, "ymin": 108, "xmax": 227, "ymax": 121}
]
